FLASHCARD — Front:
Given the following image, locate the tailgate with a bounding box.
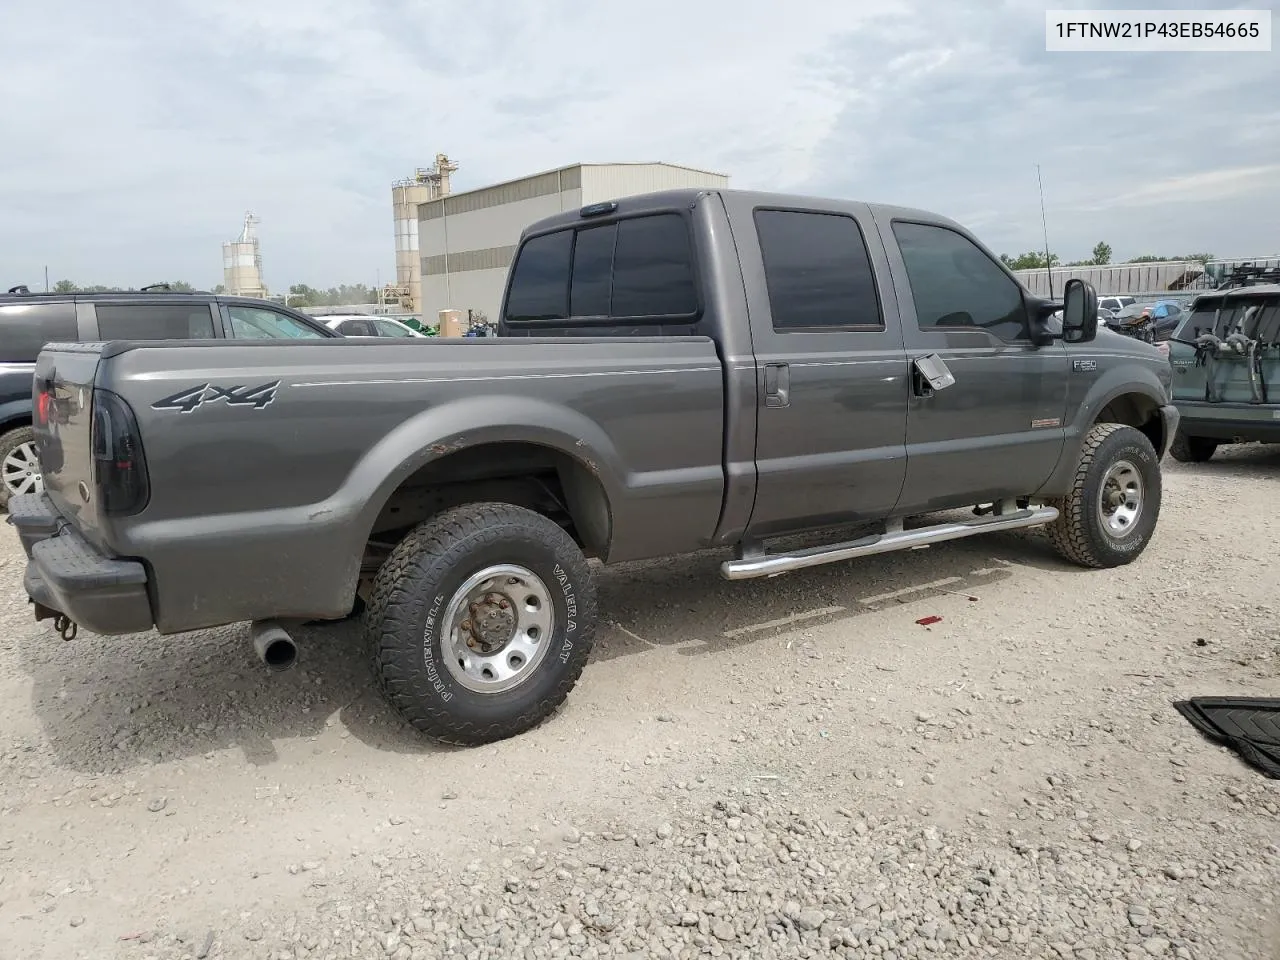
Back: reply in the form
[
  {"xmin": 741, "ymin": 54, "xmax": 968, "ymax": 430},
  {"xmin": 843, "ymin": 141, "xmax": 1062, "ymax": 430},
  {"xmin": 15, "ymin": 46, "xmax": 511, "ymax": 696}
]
[{"xmin": 32, "ymin": 343, "xmax": 105, "ymax": 535}]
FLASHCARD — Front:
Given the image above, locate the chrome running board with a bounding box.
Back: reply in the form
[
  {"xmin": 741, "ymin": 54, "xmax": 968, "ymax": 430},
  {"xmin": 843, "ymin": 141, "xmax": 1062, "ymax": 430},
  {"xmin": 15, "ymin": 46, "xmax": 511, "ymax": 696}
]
[{"xmin": 720, "ymin": 505, "xmax": 1059, "ymax": 580}]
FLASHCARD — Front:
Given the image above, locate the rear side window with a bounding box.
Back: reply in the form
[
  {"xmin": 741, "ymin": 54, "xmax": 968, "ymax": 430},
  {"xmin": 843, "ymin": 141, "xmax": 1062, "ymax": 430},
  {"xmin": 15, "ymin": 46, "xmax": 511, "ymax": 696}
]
[
  {"xmin": 505, "ymin": 213, "xmax": 697, "ymax": 324},
  {"xmin": 754, "ymin": 209, "xmax": 883, "ymax": 331},
  {"xmin": 892, "ymin": 221, "xmax": 1028, "ymax": 342},
  {"xmin": 0, "ymin": 303, "xmax": 78, "ymax": 363},
  {"xmin": 97, "ymin": 303, "xmax": 217, "ymax": 340}
]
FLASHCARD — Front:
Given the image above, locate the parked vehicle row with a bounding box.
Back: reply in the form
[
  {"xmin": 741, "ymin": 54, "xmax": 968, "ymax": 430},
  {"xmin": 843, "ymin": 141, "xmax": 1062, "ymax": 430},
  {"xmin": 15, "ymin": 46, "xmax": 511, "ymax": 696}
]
[
  {"xmin": 0, "ymin": 288, "xmax": 428, "ymax": 504},
  {"xmin": 11, "ymin": 187, "xmax": 1177, "ymax": 748}
]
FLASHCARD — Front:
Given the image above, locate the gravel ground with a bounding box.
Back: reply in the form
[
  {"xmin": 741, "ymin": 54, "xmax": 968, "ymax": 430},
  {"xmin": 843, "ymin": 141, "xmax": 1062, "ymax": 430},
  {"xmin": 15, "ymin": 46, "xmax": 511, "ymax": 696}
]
[{"xmin": 1, "ymin": 448, "xmax": 1277, "ymax": 960}]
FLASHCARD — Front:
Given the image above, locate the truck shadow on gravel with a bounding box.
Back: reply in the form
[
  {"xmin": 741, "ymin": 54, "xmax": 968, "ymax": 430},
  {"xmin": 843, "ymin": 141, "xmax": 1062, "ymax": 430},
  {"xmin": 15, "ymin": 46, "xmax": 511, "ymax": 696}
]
[
  {"xmin": 15, "ymin": 525, "xmax": 1068, "ymax": 773},
  {"xmin": 591, "ymin": 526, "xmax": 1069, "ymax": 662}
]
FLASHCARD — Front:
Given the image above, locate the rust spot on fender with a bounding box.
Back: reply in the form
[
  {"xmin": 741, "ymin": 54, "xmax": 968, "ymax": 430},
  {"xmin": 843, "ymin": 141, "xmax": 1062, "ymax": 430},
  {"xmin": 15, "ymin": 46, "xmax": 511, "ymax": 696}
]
[{"xmin": 429, "ymin": 443, "xmax": 455, "ymax": 456}]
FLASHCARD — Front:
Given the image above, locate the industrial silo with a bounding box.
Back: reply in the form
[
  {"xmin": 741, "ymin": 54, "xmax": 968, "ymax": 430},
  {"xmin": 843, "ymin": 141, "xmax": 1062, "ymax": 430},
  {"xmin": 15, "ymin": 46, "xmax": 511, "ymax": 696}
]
[
  {"xmin": 222, "ymin": 212, "xmax": 267, "ymax": 298},
  {"xmin": 391, "ymin": 154, "xmax": 456, "ymax": 313}
]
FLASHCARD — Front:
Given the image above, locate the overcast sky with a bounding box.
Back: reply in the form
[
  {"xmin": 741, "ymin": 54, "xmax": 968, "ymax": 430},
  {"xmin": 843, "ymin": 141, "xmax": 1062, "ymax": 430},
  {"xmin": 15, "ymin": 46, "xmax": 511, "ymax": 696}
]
[{"xmin": 3, "ymin": 0, "xmax": 1277, "ymax": 291}]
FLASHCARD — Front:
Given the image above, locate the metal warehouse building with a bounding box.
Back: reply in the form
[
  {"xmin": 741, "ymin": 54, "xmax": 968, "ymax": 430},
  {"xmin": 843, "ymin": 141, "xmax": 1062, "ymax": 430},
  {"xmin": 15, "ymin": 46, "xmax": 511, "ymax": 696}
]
[{"xmin": 417, "ymin": 162, "xmax": 729, "ymax": 324}]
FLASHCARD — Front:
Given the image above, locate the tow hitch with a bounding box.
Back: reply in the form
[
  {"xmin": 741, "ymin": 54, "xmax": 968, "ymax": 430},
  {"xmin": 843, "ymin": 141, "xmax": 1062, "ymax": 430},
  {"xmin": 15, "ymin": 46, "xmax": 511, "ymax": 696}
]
[{"xmin": 30, "ymin": 597, "xmax": 78, "ymax": 640}]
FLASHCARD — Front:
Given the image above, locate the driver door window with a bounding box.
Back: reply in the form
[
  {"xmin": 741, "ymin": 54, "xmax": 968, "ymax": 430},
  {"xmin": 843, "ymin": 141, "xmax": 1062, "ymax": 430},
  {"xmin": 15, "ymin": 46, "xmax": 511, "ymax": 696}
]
[{"xmin": 892, "ymin": 221, "xmax": 1028, "ymax": 341}]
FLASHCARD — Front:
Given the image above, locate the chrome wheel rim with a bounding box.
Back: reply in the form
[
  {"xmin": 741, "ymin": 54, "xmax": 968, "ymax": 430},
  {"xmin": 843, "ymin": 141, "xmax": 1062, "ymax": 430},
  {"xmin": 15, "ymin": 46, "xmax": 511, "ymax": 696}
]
[
  {"xmin": 1098, "ymin": 459, "xmax": 1143, "ymax": 537},
  {"xmin": 2, "ymin": 441, "xmax": 43, "ymax": 497},
  {"xmin": 439, "ymin": 564, "xmax": 554, "ymax": 694}
]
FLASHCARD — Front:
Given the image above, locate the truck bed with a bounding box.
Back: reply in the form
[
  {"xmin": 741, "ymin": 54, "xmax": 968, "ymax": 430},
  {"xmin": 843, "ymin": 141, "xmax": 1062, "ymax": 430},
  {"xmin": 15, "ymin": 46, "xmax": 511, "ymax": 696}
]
[{"xmin": 32, "ymin": 336, "xmax": 727, "ymax": 632}]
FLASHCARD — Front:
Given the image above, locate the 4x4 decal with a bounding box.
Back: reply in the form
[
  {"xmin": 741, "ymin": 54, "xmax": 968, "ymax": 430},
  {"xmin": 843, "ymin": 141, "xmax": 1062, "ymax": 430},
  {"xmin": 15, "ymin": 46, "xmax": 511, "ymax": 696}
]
[{"xmin": 152, "ymin": 381, "xmax": 280, "ymax": 413}]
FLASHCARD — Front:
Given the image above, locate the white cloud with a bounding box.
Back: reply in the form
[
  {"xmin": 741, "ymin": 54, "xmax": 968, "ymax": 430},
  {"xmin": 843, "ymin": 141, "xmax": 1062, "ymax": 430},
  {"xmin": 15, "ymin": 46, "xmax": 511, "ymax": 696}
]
[{"xmin": 1, "ymin": 0, "xmax": 1277, "ymax": 290}]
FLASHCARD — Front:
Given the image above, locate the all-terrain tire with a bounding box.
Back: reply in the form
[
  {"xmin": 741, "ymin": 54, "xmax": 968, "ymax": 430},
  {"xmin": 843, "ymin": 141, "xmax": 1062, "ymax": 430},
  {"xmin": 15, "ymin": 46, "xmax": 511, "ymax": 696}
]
[
  {"xmin": 0, "ymin": 425, "xmax": 39, "ymax": 511},
  {"xmin": 1168, "ymin": 429, "xmax": 1218, "ymax": 463},
  {"xmin": 364, "ymin": 501, "xmax": 597, "ymax": 746},
  {"xmin": 1046, "ymin": 422, "xmax": 1162, "ymax": 569}
]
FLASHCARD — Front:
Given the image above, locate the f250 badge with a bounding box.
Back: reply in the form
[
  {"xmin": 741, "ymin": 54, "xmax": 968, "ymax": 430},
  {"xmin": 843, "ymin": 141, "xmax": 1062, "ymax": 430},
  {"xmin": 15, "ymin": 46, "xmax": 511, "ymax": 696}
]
[{"xmin": 152, "ymin": 381, "xmax": 280, "ymax": 413}]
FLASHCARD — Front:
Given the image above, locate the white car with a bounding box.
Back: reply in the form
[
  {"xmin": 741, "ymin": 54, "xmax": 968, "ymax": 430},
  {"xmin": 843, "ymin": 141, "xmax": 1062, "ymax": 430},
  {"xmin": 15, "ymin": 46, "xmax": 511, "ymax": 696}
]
[{"xmin": 322, "ymin": 315, "xmax": 427, "ymax": 339}]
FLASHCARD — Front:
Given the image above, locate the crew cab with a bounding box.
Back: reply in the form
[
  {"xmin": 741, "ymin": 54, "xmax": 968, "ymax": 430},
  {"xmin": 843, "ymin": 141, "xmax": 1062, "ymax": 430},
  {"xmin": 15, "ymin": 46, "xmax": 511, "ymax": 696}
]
[{"xmin": 11, "ymin": 188, "xmax": 1178, "ymax": 746}]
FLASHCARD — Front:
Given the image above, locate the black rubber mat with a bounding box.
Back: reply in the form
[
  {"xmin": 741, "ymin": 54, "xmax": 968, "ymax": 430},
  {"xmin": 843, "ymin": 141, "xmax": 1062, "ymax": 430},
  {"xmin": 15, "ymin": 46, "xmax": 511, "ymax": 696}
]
[{"xmin": 1174, "ymin": 697, "xmax": 1280, "ymax": 779}]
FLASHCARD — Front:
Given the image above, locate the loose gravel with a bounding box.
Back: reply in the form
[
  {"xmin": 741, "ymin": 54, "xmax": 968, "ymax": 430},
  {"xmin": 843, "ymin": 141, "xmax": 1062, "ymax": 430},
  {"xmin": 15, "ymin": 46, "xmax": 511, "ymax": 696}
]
[{"xmin": 0, "ymin": 449, "xmax": 1277, "ymax": 960}]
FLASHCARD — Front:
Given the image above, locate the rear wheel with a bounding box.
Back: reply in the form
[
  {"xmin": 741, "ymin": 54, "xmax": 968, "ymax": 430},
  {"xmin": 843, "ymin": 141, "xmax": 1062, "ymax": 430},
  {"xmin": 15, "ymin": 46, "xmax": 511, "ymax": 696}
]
[
  {"xmin": 1168, "ymin": 430, "xmax": 1218, "ymax": 463},
  {"xmin": 1047, "ymin": 423, "xmax": 1162, "ymax": 569},
  {"xmin": 0, "ymin": 426, "xmax": 42, "ymax": 510},
  {"xmin": 364, "ymin": 502, "xmax": 596, "ymax": 746}
]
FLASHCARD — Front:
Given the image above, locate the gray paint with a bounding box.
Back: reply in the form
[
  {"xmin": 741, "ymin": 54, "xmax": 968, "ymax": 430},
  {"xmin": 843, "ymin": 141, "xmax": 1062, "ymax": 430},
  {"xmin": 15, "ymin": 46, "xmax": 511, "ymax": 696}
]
[{"xmin": 24, "ymin": 188, "xmax": 1174, "ymax": 637}]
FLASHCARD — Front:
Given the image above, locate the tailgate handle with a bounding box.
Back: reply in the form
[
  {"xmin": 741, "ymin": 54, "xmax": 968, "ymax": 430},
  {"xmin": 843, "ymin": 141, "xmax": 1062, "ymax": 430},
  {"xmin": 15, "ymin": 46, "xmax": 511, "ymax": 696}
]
[{"xmin": 764, "ymin": 363, "xmax": 790, "ymax": 408}]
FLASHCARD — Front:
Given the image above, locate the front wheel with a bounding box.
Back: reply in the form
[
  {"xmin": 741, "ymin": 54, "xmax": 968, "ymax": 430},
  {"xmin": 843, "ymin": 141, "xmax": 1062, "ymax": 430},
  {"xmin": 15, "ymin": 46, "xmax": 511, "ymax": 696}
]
[
  {"xmin": 364, "ymin": 502, "xmax": 597, "ymax": 746},
  {"xmin": 1046, "ymin": 423, "xmax": 1162, "ymax": 569},
  {"xmin": 1168, "ymin": 430, "xmax": 1218, "ymax": 463}
]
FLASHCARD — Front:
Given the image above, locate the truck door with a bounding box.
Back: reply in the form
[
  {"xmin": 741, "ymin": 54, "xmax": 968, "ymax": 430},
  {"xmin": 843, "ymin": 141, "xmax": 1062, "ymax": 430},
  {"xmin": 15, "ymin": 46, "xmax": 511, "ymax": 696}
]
[
  {"xmin": 719, "ymin": 194, "xmax": 910, "ymax": 539},
  {"xmin": 875, "ymin": 217, "xmax": 1070, "ymax": 513}
]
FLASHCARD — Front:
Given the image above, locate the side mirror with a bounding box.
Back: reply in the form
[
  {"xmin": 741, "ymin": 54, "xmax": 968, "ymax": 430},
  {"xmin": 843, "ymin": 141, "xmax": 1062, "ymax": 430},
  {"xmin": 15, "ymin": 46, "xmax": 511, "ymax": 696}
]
[{"xmin": 1062, "ymin": 278, "xmax": 1098, "ymax": 344}]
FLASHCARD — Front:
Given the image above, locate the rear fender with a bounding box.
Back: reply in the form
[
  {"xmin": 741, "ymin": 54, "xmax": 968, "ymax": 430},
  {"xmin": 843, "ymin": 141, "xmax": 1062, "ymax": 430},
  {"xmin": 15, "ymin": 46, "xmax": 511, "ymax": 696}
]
[{"xmin": 348, "ymin": 393, "xmax": 626, "ymax": 549}]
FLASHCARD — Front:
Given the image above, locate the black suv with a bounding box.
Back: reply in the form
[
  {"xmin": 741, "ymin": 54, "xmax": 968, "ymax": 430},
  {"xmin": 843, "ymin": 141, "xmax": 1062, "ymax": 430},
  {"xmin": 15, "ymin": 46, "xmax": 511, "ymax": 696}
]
[{"xmin": 0, "ymin": 285, "xmax": 338, "ymax": 507}]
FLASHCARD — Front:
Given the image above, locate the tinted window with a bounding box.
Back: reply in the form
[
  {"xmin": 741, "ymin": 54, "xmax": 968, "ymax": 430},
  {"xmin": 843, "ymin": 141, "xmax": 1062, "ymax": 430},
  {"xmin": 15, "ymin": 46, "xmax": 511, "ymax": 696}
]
[
  {"xmin": 570, "ymin": 224, "xmax": 616, "ymax": 317},
  {"xmin": 754, "ymin": 209, "xmax": 883, "ymax": 330},
  {"xmin": 336, "ymin": 318, "xmax": 376, "ymax": 337},
  {"xmin": 505, "ymin": 230, "xmax": 572, "ymax": 322},
  {"xmin": 892, "ymin": 222, "xmax": 1027, "ymax": 341},
  {"xmin": 610, "ymin": 215, "xmax": 696, "ymax": 317},
  {"xmin": 97, "ymin": 303, "xmax": 217, "ymax": 341},
  {"xmin": 226, "ymin": 305, "xmax": 327, "ymax": 339},
  {"xmin": 0, "ymin": 303, "xmax": 78, "ymax": 363}
]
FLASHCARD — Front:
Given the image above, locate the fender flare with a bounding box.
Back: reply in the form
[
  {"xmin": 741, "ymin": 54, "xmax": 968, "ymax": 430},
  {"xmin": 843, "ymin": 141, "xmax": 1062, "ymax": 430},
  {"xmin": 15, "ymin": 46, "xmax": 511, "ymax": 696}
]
[{"xmin": 345, "ymin": 393, "xmax": 626, "ymax": 550}]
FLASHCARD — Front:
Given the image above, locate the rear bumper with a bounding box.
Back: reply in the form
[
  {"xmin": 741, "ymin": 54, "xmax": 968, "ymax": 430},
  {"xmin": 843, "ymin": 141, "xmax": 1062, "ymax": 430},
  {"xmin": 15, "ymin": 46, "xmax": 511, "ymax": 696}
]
[
  {"xmin": 7, "ymin": 493, "xmax": 154, "ymax": 635},
  {"xmin": 1175, "ymin": 401, "xmax": 1280, "ymax": 443}
]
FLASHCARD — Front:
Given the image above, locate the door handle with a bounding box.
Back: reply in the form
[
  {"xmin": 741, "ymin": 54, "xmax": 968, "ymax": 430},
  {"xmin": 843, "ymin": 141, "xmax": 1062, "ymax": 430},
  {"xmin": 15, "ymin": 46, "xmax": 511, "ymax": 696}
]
[
  {"xmin": 764, "ymin": 362, "xmax": 790, "ymax": 408},
  {"xmin": 911, "ymin": 353, "xmax": 955, "ymax": 398}
]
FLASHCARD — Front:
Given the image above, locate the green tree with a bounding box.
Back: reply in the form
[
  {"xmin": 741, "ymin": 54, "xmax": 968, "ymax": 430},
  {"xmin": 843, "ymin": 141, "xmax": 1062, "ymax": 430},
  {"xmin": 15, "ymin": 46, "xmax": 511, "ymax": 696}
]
[
  {"xmin": 1000, "ymin": 251, "xmax": 1060, "ymax": 271},
  {"xmin": 52, "ymin": 279, "xmax": 79, "ymax": 293},
  {"xmin": 1091, "ymin": 242, "xmax": 1112, "ymax": 266}
]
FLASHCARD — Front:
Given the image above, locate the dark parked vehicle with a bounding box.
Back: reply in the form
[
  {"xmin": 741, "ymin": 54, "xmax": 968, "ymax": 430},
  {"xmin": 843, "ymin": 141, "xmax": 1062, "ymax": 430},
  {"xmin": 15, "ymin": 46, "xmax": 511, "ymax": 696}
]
[
  {"xmin": 0, "ymin": 286, "xmax": 337, "ymax": 506},
  {"xmin": 11, "ymin": 188, "xmax": 1178, "ymax": 746}
]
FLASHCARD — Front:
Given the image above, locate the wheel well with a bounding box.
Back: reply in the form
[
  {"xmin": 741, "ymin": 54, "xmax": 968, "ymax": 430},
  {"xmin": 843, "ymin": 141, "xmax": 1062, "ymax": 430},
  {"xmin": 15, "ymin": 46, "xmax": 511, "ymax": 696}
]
[
  {"xmin": 367, "ymin": 442, "xmax": 612, "ymax": 561},
  {"xmin": 1096, "ymin": 393, "xmax": 1164, "ymax": 451},
  {"xmin": 0, "ymin": 416, "xmax": 32, "ymax": 436}
]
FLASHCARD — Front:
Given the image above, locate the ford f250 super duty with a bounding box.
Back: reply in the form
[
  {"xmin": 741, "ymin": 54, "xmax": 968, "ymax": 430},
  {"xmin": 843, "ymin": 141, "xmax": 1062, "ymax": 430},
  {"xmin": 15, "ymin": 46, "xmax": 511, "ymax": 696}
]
[{"xmin": 11, "ymin": 188, "xmax": 1178, "ymax": 746}]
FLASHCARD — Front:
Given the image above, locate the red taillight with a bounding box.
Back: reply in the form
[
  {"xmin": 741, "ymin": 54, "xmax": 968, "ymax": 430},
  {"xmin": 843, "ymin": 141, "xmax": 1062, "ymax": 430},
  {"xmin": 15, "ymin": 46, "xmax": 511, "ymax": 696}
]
[{"xmin": 36, "ymin": 389, "xmax": 51, "ymax": 426}]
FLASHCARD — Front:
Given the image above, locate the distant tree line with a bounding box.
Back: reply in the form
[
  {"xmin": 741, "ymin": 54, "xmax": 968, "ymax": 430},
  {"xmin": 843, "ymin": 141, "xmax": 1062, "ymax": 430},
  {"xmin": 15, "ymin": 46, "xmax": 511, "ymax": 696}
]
[
  {"xmin": 999, "ymin": 244, "xmax": 1215, "ymax": 272},
  {"xmin": 39, "ymin": 280, "xmax": 384, "ymax": 307},
  {"xmin": 48, "ymin": 279, "xmax": 197, "ymax": 293},
  {"xmin": 285, "ymin": 283, "xmax": 378, "ymax": 307}
]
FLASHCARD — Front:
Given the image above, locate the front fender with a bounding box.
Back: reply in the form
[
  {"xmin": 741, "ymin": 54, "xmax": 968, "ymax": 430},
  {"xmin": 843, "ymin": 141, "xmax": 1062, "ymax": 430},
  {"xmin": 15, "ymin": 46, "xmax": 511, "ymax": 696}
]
[
  {"xmin": 347, "ymin": 392, "xmax": 626, "ymax": 545},
  {"xmin": 1039, "ymin": 359, "xmax": 1171, "ymax": 496}
]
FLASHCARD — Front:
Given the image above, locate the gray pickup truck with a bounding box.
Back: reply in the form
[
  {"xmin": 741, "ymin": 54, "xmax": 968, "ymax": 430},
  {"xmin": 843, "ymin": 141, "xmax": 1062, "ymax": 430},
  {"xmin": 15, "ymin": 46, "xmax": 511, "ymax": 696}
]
[{"xmin": 12, "ymin": 188, "xmax": 1177, "ymax": 746}]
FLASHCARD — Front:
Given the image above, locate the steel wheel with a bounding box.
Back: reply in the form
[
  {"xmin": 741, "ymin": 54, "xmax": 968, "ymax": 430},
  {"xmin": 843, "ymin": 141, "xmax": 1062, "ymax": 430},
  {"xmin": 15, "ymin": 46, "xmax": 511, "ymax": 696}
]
[
  {"xmin": 439, "ymin": 564, "xmax": 555, "ymax": 694},
  {"xmin": 2, "ymin": 441, "xmax": 43, "ymax": 498},
  {"xmin": 1098, "ymin": 459, "xmax": 1143, "ymax": 537}
]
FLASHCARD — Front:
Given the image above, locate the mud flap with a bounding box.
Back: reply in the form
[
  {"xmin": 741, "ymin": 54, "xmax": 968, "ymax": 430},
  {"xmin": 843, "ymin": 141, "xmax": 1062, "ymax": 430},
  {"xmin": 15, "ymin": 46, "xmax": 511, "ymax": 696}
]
[{"xmin": 1174, "ymin": 697, "xmax": 1280, "ymax": 779}]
